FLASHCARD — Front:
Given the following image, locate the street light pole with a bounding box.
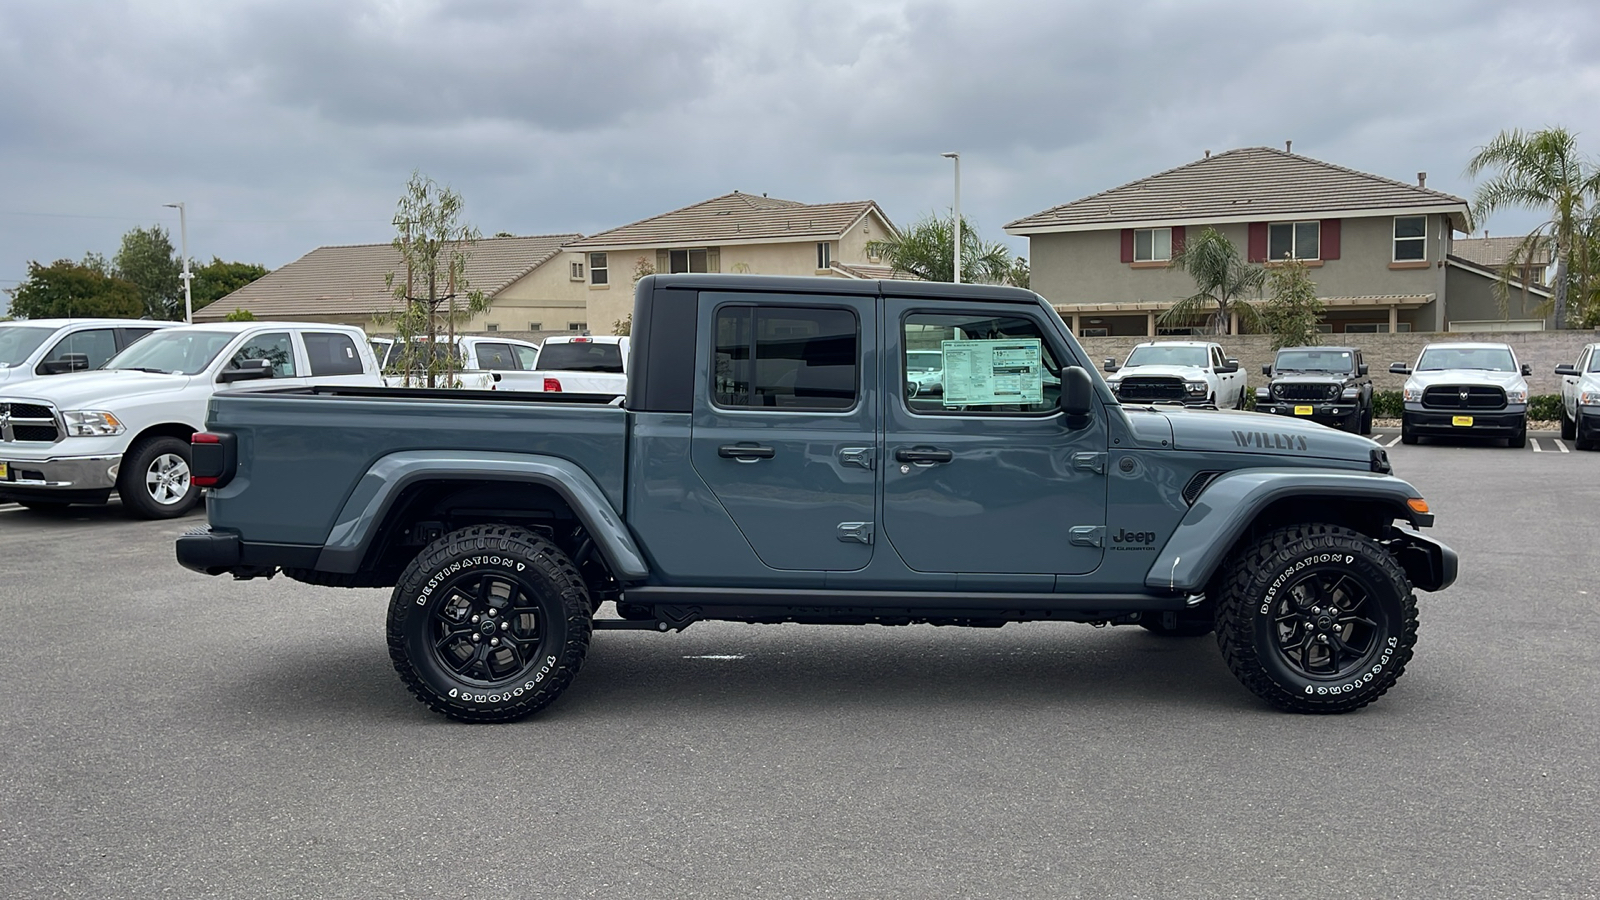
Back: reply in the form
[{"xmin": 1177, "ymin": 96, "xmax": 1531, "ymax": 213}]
[
  {"xmin": 163, "ymin": 202, "xmax": 193, "ymax": 323},
  {"xmin": 941, "ymin": 152, "xmax": 961, "ymax": 284}
]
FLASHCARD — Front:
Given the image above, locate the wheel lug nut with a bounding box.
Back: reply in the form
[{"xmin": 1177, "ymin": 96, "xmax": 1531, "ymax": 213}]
[
  {"xmin": 500, "ymin": 621, "xmax": 509, "ymax": 630},
  {"xmin": 471, "ymin": 614, "xmax": 480, "ymax": 623},
  {"xmin": 487, "ymin": 608, "xmax": 497, "ymax": 617},
  {"xmin": 490, "ymin": 637, "xmax": 500, "ymax": 646},
  {"xmin": 471, "ymin": 634, "xmax": 480, "ymax": 642}
]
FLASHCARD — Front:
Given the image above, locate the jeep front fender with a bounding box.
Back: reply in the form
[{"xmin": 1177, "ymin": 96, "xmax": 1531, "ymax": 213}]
[
  {"xmin": 315, "ymin": 450, "xmax": 649, "ymax": 580},
  {"xmin": 1143, "ymin": 468, "xmax": 1430, "ymax": 593}
]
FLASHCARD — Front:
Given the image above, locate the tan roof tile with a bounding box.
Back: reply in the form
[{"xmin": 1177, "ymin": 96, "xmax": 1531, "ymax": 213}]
[
  {"xmin": 565, "ymin": 192, "xmax": 893, "ymax": 249},
  {"xmin": 1452, "ymin": 236, "xmax": 1552, "ymax": 268},
  {"xmin": 194, "ymin": 234, "xmax": 579, "ymax": 322},
  {"xmin": 1007, "ymin": 147, "xmax": 1469, "ymax": 234}
]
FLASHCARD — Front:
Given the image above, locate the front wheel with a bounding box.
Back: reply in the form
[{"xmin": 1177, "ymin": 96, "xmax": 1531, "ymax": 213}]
[
  {"xmin": 1507, "ymin": 422, "xmax": 1527, "ymax": 449},
  {"xmin": 1359, "ymin": 403, "xmax": 1374, "ymax": 436},
  {"xmin": 1215, "ymin": 523, "xmax": 1417, "ymax": 713},
  {"xmin": 117, "ymin": 436, "xmax": 199, "ymax": 519},
  {"xmin": 387, "ymin": 525, "xmax": 592, "ymax": 723},
  {"xmin": 1400, "ymin": 416, "xmax": 1418, "ymax": 445}
]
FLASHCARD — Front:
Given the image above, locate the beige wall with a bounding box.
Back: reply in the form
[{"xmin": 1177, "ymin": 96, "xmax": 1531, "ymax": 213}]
[{"xmin": 1027, "ymin": 213, "xmax": 1453, "ymax": 329}]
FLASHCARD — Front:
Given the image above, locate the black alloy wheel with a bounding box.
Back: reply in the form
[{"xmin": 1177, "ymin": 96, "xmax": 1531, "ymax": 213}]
[{"xmin": 388, "ymin": 525, "xmax": 592, "ymax": 723}]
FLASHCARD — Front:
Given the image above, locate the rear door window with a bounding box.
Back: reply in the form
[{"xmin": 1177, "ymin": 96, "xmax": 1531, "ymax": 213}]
[
  {"xmin": 513, "ymin": 345, "xmax": 539, "ymax": 370},
  {"xmin": 714, "ymin": 306, "xmax": 858, "ymax": 410},
  {"xmin": 474, "ymin": 342, "xmax": 516, "ymax": 369},
  {"xmin": 303, "ymin": 332, "xmax": 365, "ymax": 376}
]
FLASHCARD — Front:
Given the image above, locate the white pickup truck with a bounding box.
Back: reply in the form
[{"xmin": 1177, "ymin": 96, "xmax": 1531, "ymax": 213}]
[
  {"xmin": 0, "ymin": 322, "xmax": 381, "ymax": 518},
  {"xmin": 1556, "ymin": 341, "xmax": 1600, "ymax": 451},
  {"xmin": 0, "ymin": 318, "xmax": 174, "ymax": 386},
  {"xmin": 373, "ymin": 335, "xmax": 543, "ymax": 390},
  {"xmin": 519, "ymin": 335, "xmax": 629, "ymax": 397},
  {"xmin": 1102, "ymin": 340, "xmax": 1247, "ymax": 409}
]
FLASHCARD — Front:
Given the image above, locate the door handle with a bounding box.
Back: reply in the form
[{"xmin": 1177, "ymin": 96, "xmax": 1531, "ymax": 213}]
[
  {"xmin": 718, "ymin": 444, "xmax": 775, "ymax": 461},
  {"xmin": 894, "ymin": 447, "xmax": 953, "ymax": 465}
]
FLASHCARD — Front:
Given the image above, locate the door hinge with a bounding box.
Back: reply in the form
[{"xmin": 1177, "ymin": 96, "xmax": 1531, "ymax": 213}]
[
  {"xmin": 1072, "ymin": 451, "xmax": 1107, "ymax": 474},
  {"xmin": 836, "ymin": 522, "xmax": 874, "ymax": 545},
  {"xmin": 1069, "ymin": 525, "xmax": 1105, "ymax": 548},
  {"xmin": 840, "ymin": 447, "xmax": 875, "ymax": 470}
]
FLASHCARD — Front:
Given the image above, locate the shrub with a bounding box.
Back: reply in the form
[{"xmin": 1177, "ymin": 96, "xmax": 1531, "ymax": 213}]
[
  {"xmin": 1373, "ymin": 391, "xmax": 1404, "ymax": 418},
  {"xmin": 1528, "ymin": 394, "xmax": 1563, "ymax": 420}
]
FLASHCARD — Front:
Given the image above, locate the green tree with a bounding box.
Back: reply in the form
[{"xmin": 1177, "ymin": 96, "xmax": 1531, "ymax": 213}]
[
  {"xmin": 381, "ymin": 171, "xmax": 487, "ymax": 388},
  {"xmin": 114, "ymin": 225, "xmax": 183, "ymax": 320},
  {"xmin": 5, "ymin": 259, "xmax": 144, "ymax": 319},
  {"xmin": 191, "ymin": 258, "xmax": 269, "ymax": 311},
  {"xmin": 1260, "ymin": 257, "xmax": 1325, "ymax": 350},
  {"xmin": 1466, "ymin": 127, "xmax": 1600, "ymax": 328},
  {"xmin": 865, "ymin": 214, "xmax": 1013, "ymax": 283},
  {"xmin": 1159, "ymin": 227, "xmax": 1265, "ymax": 335},
  {"xmin": 1005, "ymin": 256, "xmax": 1030, "ymax": 289},
  {"xmin": 224, "ymin": 308, "xmax": 256, "ymax": 322}
]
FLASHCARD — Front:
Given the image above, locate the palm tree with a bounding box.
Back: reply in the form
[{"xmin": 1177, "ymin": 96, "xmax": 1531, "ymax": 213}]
[
  {"xmin": 1466, "ymin": 127, "xmax": 1600, "ymax": 328},
  {"xmin": 866, "ymin": 214, "xmax": 1015, "ymax": 284},
  {"xmin": 1158, "ymin": 227, "xmax": 1265, "ymax": 335}
]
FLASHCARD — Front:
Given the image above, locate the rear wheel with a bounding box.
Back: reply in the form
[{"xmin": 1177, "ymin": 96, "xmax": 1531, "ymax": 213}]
[
  {"xmin": 1215, "ymin": 523, "xmax": 1417, "ymax": 713},
  {"xmin": 117, "ymin": 436, "xmax": 199, "ymax": 519},
  {"xmin": 387, "ymin": 525, "xmax": 592, "ymax": 723}
]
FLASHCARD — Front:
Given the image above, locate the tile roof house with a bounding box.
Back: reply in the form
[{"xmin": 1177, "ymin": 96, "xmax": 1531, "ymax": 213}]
[
  {"xmin": 194, "ymin": 234, "xmax": 585, "ymax": 335},
  {"xmin": 560, "ymin": 191, "xmax": 902, "ymax": 330},
  {"xmin": 1007, "ymin": 146, "xmax": 1550, "ymax": 335}
]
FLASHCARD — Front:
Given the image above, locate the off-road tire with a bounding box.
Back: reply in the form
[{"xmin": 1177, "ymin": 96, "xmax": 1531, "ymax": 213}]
[
  {"xmin": 1359, "ymin": 402, "xmax": 1374, "ymax": 436},
  {"xmin": 387, "ymin": 525, "xmax": 592, "ymax": 723},
  {"xmin": 1560, "ymin": 407, "xmax": 1575, "ymax": 441},
  {"xmin": 118, "ymin": 436, "xmax": 199, "ymax": 519},
  {"xmin": 1215, "ymin": 523, "xmax": 1417, "ymax": 714}
]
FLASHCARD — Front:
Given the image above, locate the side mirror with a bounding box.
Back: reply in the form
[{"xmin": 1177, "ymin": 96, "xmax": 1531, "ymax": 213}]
[
  {"xmin": 1555, "ymin": 364, "xmax": 1579, "ymax": 376},
  {"xmin": 38, "ymin": 352, "xmax": 91, "ymax": 375},
  {"xmin": 1520, "ymin": 363, "xmax": 1532, "ymax": 376},
  {"xmin": 1217, "ymin": 361, "xmax": 1239, "ymax": 374},
  {"xmin": 1261, "ymin": 363, "xmax": 1273, "ymax": 376},
  {"xmin": 1058, "ymin": 366, "xmax": 1094, "ymax": 427},
  {"xmin": 1358, "ymin": 363, "xmax": 1369, "ymax": 376},
  {"xmin": 1102, "ymin": 358, "xmax": 1119, "ymax": 373},
  {"xmin": 1389, "ymin": 362, "xmax": 1411, "ymax": 375},
  {"xmin": 905, "ymin": 380, "xmax": 920, "ymax": 398},
  {"xmin": 219, "ymin": 358, "xmax": 274, "ymax": 383}
]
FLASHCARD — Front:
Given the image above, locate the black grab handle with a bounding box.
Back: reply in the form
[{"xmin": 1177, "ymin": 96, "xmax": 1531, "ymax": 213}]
[
  {"xmin": 894, "ymin": 448, "xmax": 954, "ymax": 464},
  {"xmin": 718, "ymin": 444, "xmax": 776, "ymax": 460}
]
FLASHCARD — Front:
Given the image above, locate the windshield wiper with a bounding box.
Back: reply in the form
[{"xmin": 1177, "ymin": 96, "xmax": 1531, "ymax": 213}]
[{"xmin": 117, "ymin": 367, "xmax": 173, "ymax": 374}]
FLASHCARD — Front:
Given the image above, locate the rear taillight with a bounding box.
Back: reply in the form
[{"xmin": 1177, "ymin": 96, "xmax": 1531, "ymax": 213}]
[
  {"xmin": 190, "ymin": 431, "xmax": 236, "ymax": 489},
  {"xmin": 544, "ymin": 378, "xmax": 562, "ymax": 392}
]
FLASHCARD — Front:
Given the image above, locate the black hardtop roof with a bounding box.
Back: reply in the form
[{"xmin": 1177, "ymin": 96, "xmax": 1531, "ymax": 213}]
[
  {"xmin": 1276, "ymin": 346, "xmax": 1359, "ymax": 355},
  {"xmin": 644, "ymin": 273, "xmax": 1040, "ymax": 304}
]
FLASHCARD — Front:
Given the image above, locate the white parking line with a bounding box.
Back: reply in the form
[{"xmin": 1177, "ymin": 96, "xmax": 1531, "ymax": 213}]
[
  {"xmin": 1553, "ymin": 439, "xmax": 1571, "ymax": 453},
  {"xmin": 1531, "ymin": 439, "xmax": 1543, "ymax": 452},
  {"xmin": 1383, "ymin": 434, "xmax": 1402, "ymax": 448}
]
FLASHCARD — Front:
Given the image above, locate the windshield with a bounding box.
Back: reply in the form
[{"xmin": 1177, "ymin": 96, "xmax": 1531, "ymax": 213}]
[
  {"xmin": 1275, "ymin": 349, "xmax": 1353, "ymax": 373},
  {"xmin": 1124, "ymin": 345, "xmax": 1209, "ymax": 368},
  {"xmin": 535, "ymin": 341, "xmax": 624, "ymax": 372},
  {"xmin": 1590, "ymin": 353, "xmax": 1600, "ymax": 374},
  {"xmin": 906, "ymin": 350, "xmax": 943, "ymax": 373},
  {"xmin": 104, "ymin": 330, "xmax": 235, "ymax": 375},
  {"xmin": 1416, "ymin": 347, "xmax": 1517, "ymax": 372},
  {"xmin": 0, "ymin": 325, "xmax": 56, "ymax": 367}
]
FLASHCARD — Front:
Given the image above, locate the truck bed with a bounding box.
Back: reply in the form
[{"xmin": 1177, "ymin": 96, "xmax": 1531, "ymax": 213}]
[{"xmin": 202, "ymin": 385, "xmax": 630, "ymax": 547}]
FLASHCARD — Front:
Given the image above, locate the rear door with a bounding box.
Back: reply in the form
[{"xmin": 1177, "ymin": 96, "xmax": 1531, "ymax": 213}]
[{"xmin": 689, "ymin": 293, "xmax": 877, "ymax": 571}]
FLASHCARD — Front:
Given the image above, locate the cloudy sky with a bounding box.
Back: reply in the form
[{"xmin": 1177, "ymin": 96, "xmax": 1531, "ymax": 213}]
[{"xmin": 3, "ymin": 0, "xmax": 1597, "ymax": 311}]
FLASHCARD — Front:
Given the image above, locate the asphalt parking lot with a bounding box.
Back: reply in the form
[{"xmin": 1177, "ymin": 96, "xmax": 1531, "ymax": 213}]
[{"xmin": 1, "ymin": 440, "xmax": 1596, "ymax": 899}]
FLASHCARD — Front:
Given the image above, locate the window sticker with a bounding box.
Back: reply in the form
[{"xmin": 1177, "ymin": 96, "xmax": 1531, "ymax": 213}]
[{"xmin": 940, "ymin": 338, "xmax": 1043, "ymax": 405}]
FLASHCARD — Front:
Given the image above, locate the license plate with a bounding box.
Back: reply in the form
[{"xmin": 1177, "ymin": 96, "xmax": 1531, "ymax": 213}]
[
  {"xmin": 1452, "ymin": 415, "xmax": 1474, "ymax": 427},
  {"xmin": 1294, "ymin": 405, "xmax": 1314, "ymax": 416},
  {"xmin": 0, "ymin": 462, "xmax": 8, "ymax": 479}
]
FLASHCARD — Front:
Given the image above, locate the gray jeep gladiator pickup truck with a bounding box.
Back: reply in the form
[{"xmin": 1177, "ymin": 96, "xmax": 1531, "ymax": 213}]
[{"xmin": 177, "ymin": 274, "xmax": 1456, "ymax": 722}]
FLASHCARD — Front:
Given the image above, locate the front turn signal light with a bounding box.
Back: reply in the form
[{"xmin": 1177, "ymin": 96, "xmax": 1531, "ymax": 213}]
[{"xmin": 1407, "ymin": 498, "xmax": 1430, "ymax": 514}]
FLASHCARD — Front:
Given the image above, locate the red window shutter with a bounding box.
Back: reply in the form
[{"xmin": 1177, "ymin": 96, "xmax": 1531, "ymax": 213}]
[
  {"xmin": 1121, "ymin": 228, "xmax": 1134, "ymax": 263},
  {"xmin": 1320, "ymin": 219, "xmax": 1341, "ymax": 260},
  {"xmin": 1171, "ymin": 225, "xmax": 1186, "ymax": 256},
  {"xmin": 1247, "ymin": 222, "xmax": 1268, "ymax": 262}
]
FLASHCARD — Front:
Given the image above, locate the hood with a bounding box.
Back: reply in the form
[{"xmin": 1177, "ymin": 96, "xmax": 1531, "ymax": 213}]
[
  {"xmin": 0, "ymin": 369, "xmax": 191, "ymax": 407},
  {"xmin": 1270, "ymin": 372, "xmax": 1351, "ymax": 384},
  {"xmin": 1109, "ymin": 364, "xmax": 1207, "ymax": 380},
  {"xmin": 0, "ymin": 365, "xmax": 22, "ymax": 384},
  {"xmin": 1159, "ymin": 408, "xmax": 1376, "ymax": 462},
  {"xmin": 1406, "ymin": 369, "xmax": 1526, "ymax": 391}
]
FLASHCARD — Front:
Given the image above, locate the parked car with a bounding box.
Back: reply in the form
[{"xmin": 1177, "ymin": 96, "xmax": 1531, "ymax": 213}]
[
  {"xmin": 1391, "ymin": 342, "xmax": 1530, "ymax": 447},
  {"xmin": 1103, "ymin": 340, "xmax": 1246, "ymax": 408},
  {"xmin": 178, "ymin": 273, "xmax": 1456, "ymax": 721},
  {"xmin": 904, "ymin": 348, "xmax": 945, "ymax": 396},
  {"xmin": 1555, "ymin": 342, "xmax": 1600, "ymax": 451},
  {"xmin": 0, "ymin": 322, "xmax": 381, "ymax": 518},
  {"xmin": 524, "ymin": 335, "xmax": 628, "ymax": 397},
  {"xmin": 373, "ymin": 335, "xmax": 542, "ymax": 390},
  {"xmin": 1255, "ymin": 346, "xmax": 1373, "ymax": 434},
  {"xmin": 0, "ymin": 319, "xmax": 174, "ymax": 386}
]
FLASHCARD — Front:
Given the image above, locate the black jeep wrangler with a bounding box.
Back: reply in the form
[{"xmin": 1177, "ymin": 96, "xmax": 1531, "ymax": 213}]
[{"xmin": 1256, "ymin": 346, "xmax": 1373, "ymax": 435}]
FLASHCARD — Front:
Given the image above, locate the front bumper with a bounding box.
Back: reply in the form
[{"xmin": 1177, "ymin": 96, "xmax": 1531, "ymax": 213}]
[
  {"xmin": 1389, "ymin": 527, "xmax": 1458, "ymax": 592},
  {"xmin": 0, "ymin": 451, "xmax": 121, "ymax": 491},
  {"xmin": 1579, "ymin": 408, "xmax": 1600, "ymax": 442},
  {"xmin": 1403, "ymin": 403, "xmax": 1527, "ymax": 436},
  {"xmin": 1256, "ymin": 401, "xmax": 1360, "ymax": 426}
]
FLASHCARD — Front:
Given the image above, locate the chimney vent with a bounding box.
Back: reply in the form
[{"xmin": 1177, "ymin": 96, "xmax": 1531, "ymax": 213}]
[
  {"xmin": 1204, "ymin": 149, "xmax": 1211, "ymax": 158},
  {"xmin": 1285, "ymin": 140, "xmax": 1293, "ymax": 153},
  {"xmin": 1417, "ymin": 172, "xmax": 1427, "ymax": 188}
]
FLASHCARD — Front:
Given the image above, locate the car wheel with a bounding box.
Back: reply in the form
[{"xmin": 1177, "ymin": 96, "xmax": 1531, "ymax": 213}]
[
  {"xmin": 1560, "ymin": 406, "xmax": 1576, "ymax": 441},
  {"xmin": 117, "ymin": 436, "xmax": 200, "ymax": 519},
  {"xmin": 1359, "ymin": 403, "xmax": 1374, "ymax": 436},
  {"xmin": 1508, "ymin": 422, "xmax": 1527, "ymax": 449},
  {"xmin": 1400, "ymin": 416, "xmax": 1418, "ymax": 445},
  {"xmin": 1214, "ymin": 523, "xmax": 1417, "ymax": 713},
  {"xmin": 387, "ymin": 525, "xmax": 592, "ymax": 723}
]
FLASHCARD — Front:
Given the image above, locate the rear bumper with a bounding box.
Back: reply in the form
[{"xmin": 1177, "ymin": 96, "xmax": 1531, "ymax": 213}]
[
  {"xmin": 1403, "ymin": 403, "xmax": 1527, "ymax": 436},
  {"xmin": 176, "ymin": 526, "xmax": 321, "ymax": 577}
]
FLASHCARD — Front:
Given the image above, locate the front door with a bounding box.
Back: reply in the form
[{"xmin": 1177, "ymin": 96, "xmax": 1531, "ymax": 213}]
[
  {"xmin": 880, "ymin": 300, "xmax": 1108, "ymax": 576},
  {"xmin": 689, "ymin": 294, "xmax": 878, "ymax": 571}
]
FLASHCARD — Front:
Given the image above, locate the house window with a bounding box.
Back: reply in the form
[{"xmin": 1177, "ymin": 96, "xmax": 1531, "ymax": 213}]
[
  {"xmin": 1343, "ymin": 322, "xmax": 1413, "ymax": 334},
  {"xmin": 569, "ymin": 260, "xmax": 585, "ymax": 281},
  {"xmin": 669, "ymin": 248, "xmax": 709, "ymax": 273},
  {"xmin": 1269, "ymin": 221, "xmax": 1321, "ymax": 260},
  {"xmin": 1079, "ymin": 327, "xmax": 1109, "ymax": 337},
  {"xmin": 528, "ymin": 322, "xmax": 542, "ymax": 331},
  {"xmin": 1134, "ymin": 228, "xmax": 1171, "ymax": 262},
  {"xmin": 1393, "ymin": 216, "xmax": 1427, "ymax": 261},
  {"xmin": 817, "ymin": 242, "xmax": 833, "ymax": 269},
  {"xmin": 485, "ymin": 324, "xmax": 499, "ymax": 332},
  {"xmin": 589, "ymin": 253, "xmax": 608, "ymax": 285},
  {"xmin": 568, "ymin": 322, "xmax": 587, "ymax": 333}
]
